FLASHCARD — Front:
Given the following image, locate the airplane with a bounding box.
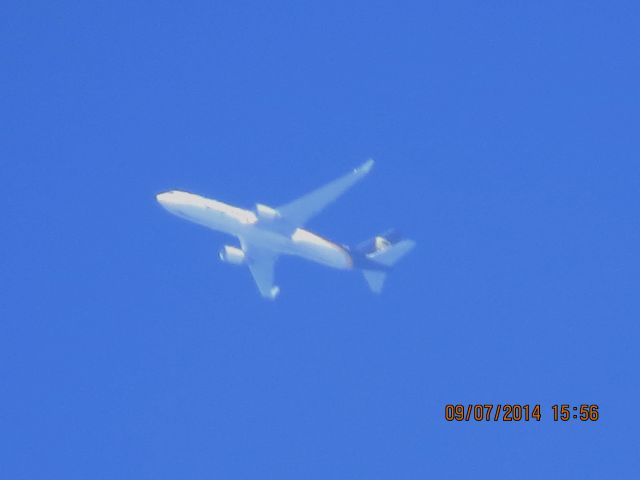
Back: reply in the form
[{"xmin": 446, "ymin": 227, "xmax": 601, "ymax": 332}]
[{"xmin": 156, "ymin": 160, "xmax": 415, "ymax": 299}]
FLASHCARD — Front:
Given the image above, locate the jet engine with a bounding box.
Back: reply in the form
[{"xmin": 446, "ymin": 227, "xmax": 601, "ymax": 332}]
[
  {"xmin": 255, "ymin": 203, "xmax": 281, "ymax": 220},
  {"xmin": 219, "ymin": 245, "xmax": 246, "ymax": 265}
]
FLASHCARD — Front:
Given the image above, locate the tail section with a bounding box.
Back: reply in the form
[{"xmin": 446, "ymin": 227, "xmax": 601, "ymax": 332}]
[
  {"xmin": 357, "ymin": 230, "xmax": 416, "ymax": 293},
  {"xmin": 367, "ymin": 238, "xmax": 416, "ymax": 267}
]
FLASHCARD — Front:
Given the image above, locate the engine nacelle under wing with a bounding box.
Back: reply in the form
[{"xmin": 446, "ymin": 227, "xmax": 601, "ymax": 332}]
[
  {"xmin": 255, "ymin": 203, "xmax": 281, "ymax": 221},
  {"xmin": 219, "ymin": 245, "xmax": 246, "ymax": 265}
]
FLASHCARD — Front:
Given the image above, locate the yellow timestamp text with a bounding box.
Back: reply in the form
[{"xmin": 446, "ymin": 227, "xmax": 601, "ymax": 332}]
[{"xmin": 444, "ymin": 404, "xmax": 599, "ymax": 422}]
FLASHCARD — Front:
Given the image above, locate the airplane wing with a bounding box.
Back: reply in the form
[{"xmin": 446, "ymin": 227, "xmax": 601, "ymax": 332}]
[
  {"xmin": 277, "ymin": 159, "xmax": 374, "ymax": 227},
  {"xmin": 240, "ymin": 240, "xmax": 280, "ymax": 299}
]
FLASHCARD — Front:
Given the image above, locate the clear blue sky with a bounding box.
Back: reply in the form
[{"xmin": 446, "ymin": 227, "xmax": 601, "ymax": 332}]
[{"xmin": 2, "ymin": 1, "xmax": 639, "ymax": 478}]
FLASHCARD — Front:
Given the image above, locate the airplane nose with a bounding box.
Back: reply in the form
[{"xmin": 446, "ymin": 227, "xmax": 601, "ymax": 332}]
[{"xmin": 156, "ymin": 191, "xmax": 171, "ymax": 204}]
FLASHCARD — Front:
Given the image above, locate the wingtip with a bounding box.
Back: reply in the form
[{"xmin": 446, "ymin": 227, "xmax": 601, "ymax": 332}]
[
  {"xmin": 357, "ymin": 159, "xmax": 374, "ymax": 174},
  {"xmin": 267, "ymin": 286, "xmax": 280, "ymax": 300}
]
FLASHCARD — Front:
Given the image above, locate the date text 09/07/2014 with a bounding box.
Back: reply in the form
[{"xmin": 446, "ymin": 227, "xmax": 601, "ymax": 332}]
[{"xmin": 444, "ymin": 404, "xmax": 599, "ymax": 422}]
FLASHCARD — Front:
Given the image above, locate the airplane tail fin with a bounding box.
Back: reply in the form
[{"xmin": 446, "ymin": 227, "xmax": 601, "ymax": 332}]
[{"xmin": 357, "ymin": 230, "xmax": 416, "ymax": 293}]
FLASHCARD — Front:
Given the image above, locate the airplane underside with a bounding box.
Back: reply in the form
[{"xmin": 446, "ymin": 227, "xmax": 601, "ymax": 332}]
[{"xmin": 157, "ymin": 160, "xmax": 415, "ymax": 299}]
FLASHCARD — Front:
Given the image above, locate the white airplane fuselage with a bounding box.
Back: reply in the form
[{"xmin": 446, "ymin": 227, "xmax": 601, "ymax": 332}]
[{"xmin": 156, "ymin": 190, "xmax": 353, "ymax": 270}]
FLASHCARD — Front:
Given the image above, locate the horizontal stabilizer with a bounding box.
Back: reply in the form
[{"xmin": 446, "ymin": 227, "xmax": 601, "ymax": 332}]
[
  {"xmin": 367, "ymin": 239, "xmax": 416, "ymax": 267},
  {"xmin": 362, "ymin": 270, "xmax": 387, "ymax": 294}
]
